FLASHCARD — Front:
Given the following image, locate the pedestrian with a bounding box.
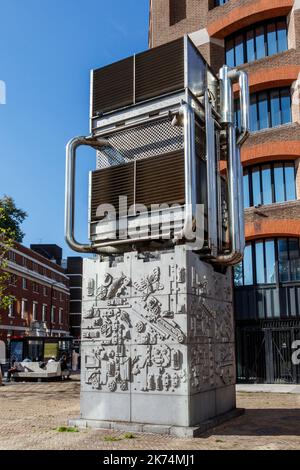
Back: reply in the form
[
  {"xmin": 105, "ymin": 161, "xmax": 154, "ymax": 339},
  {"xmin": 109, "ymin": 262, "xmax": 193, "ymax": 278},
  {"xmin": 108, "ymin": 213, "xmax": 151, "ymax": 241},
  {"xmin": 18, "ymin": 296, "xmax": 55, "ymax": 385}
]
[
  {"xmin": 6, "ymin": 359, "xmax": 18, "ymax": 382},
  {"xmin": 0, "ymin": 364, "xmax": 4, "ymax": 386}
]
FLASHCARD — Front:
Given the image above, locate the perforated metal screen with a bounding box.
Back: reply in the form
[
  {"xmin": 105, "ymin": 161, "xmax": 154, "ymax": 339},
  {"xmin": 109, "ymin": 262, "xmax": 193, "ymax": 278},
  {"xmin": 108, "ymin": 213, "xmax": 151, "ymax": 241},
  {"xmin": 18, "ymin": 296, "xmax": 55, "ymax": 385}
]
[{"xmin": 96, "ymin": 118, "xmax": 184, "ymax": 169}]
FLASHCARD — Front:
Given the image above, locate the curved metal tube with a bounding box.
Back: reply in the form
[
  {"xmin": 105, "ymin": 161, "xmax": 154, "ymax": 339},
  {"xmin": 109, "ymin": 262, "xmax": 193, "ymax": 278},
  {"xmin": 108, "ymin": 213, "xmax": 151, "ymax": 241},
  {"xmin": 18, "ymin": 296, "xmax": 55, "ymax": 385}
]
[
  {"xmin": 174, "ymin": 102, "xmax": 197, "ymax": 243},
  {"xmin": 213, "ymin": 66, "xmax": 249, "ymax": 265},
  {"xmin": 65, "ymin": 136, "xmax": 177, "ymax": 253}
]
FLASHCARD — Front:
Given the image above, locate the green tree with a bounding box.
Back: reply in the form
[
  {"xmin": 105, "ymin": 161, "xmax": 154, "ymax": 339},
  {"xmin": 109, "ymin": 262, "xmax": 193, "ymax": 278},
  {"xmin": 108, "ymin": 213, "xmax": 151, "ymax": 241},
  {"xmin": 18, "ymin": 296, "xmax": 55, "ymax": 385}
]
[
  {"xmin": 0, "ymin": 195, "xmax": 27, "ymax": 243},
  {"xmin": 0, "ymin": 207, "xmax": 15, "ymax": 309}
]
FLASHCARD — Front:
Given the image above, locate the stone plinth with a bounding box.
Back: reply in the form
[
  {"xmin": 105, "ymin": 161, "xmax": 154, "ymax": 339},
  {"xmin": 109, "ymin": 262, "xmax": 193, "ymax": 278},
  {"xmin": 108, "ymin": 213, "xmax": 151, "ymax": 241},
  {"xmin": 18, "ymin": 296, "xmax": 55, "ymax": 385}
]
[{"xmin": 77, "ymin": 246, "xmax": 236, "ymax": 432}]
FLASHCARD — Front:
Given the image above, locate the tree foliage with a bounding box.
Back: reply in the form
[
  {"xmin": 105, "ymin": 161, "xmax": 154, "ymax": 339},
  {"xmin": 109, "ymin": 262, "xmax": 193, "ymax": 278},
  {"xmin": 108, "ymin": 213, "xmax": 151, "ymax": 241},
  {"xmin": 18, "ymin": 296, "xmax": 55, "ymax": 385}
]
[
  {"xmin": 0, "ymin": 207, "xmax": 15, "ymax": 310},
  {"xmin": 0, "ymin": 195, "xmax": 27, "ymax": 243}
]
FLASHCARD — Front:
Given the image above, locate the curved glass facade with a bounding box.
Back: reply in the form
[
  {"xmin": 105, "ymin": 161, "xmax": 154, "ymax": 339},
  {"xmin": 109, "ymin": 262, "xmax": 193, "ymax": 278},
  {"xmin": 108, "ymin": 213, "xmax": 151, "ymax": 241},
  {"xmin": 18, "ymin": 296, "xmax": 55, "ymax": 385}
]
[
  {"xmin": 226, "ymin": 17, "xmax": 288, "ymax": 67},
  {"xmin": 235, "ymin": 87, "xmax": 291, "ymax": 132},
  {"xmin": 243, "ymin": 162, "xmax": 296, "ymax": 208},
  {"xmin": 234, "ymin": 238, "xmax": 300, "ymax": 286}
]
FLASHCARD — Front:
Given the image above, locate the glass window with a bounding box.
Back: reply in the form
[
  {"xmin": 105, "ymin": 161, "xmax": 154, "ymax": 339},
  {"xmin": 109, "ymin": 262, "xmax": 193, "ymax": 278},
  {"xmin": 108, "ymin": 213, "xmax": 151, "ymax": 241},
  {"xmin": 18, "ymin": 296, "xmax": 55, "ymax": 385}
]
[
  {"xmin": 237, "ymin": 88, "xmax": 291, "ymax": 132},
  {"xmin": 244, "ymin": 244, "xmax": 253, "ymax": 285},
  {"xmin": 261, "ymin": 165, "xmax": 272, "ymax": 204},
  {"xmin": 280, "ymin": 88, "xmax": 292, "ymax": 124},
  {"xmin": 33, "ymin": 302, "xmax": 38, "ymax": 321},
  {"xmin": 265, "ymin": 239, "xmax": 276, "ymax": 283},
  {"xmin": 42, "ymin": 305, "xmax": 47, "ymax": 322},
  {"xmin": 226, "ymin": 38, "xmax": 235, "ymax": 67},
  {"xmin": 258, "ymin": 92, "xmax": 269, "ymax": 130},
  {"xmin": 288, "ymin": 239, "xmax": 300, "ymax": 281},
  {"xmin": 270, "ymin": 89, "xmax": 281, "ymax": 127},
  {"xmin": 214, "ymin": 0, "xmax": 229, "ymax": 5},
  {"xmin": 235, "ymin": 34, "xmax": 244, "ymax": 66},
  {"xmin": 246, "ymin": 29, "xmax": 255, "ymax": 63},
  {"xmin": 285, "ymin": 163, "xmax": 296, "ymax": 201},
  {"xmin": 252, "ymin": 167, "xmax": 262, "ymax": 206},
  {"xmin": 255, "ymin": 25, "xmax": 266, "ymax": 60},
  {"xmin": 267, "ymin": 22, "xmax": 277, "ymax": 56},
  {"xmin": 243, "ymin": 171, "xmax": 250, "ymax": 208},
  {"xmin": 249, "ymin": 94, "xmax": 258, "ymax": 131},
  {"xmin": 225, "ymin": 18, "xmax": 288, "ymax": 66},
  {"xmin": 277, "ymin": 20, "xmax": 288, "ymax": 53},
  {"xmin": 278, "ymin": 238, "xmax": 289, "ymax": 282},
  {"xmin": 235, "ymin": 238, "xmax": 300, "ymax": 287},
  {"xmin": 274, "ymin": 163, "xmax": 285, "ymax": 202},
  {"xmin": 255, "ymin": 241, "xmax": 265, "ymax": 284},
  {"xmin": 244, "ymin": 162, "xmax": 296, "ymax": 208}
]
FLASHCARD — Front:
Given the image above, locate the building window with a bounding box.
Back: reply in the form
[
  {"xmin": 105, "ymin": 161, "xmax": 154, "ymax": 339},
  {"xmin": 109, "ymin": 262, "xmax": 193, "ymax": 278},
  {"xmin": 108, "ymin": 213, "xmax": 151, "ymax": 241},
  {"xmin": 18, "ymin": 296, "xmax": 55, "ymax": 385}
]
[
  {"xmin": 169, "ymin": 0, "xmax": 186, "ymax": 26},
  {"xmin": 59, "ymin": 308, "xmax": 63, "ymax": 325},
  {"xmin": 22, "ymin": 257, "xmax": 27, "ymax": 267},
  {"xmin": 22, "ymin": 278, "xmax": 27, "ymax": 290},
  {"xmin": 51, "ymin": 306, "xmax": 55, "ymax": 324},
  {"xmin": 21, "ymin": 299, "xmax": 28, "ymax": 319},
  {"xmin": 32, "ymin": 302, "xmax": 38, "ymax": 321},
  {"xmin": 60, "ymin": 292, "xmax": 63, "ymax": 302},
  {"xmin": 33, "ymin": 282, "xmax": 39, "ymax": 294},
  {"xmin": 53, "ymin": 289, "xmax": 57, "ymax": 300},
  {"xmin": 8, "ymin": 251, "xmax": 16, "ymax": 262},
  {"xmin": 235, "ymin": 238, "xmax": 300, "ymax": 286},
  {"xmin": 8, "ymin": 301, "xmax": 15, "ymax": 318},
  {"xmin": 43, "ymin": 286, "xmax": 47, "ymax": 296},
  {"xmin": 42, "ymin": 304, "xmax": 47, "ymax": 322},
  {"xmin": 32, "ymin": 262, "xmax": 38, "ymax": 272},
  {"xmin": 243, "ymin": 162, "xmax": 296, "ymax": 208},
  {"xmin": 214, "ymin": 0, "xmax": 229, "ymax": 6},
  {"xmin": 225, "ymin": 17, "xmax": 288, "ymax": 67},
  {"xmin": 235, "ymin": 87, "xmax": 291, "ymax": 132}
]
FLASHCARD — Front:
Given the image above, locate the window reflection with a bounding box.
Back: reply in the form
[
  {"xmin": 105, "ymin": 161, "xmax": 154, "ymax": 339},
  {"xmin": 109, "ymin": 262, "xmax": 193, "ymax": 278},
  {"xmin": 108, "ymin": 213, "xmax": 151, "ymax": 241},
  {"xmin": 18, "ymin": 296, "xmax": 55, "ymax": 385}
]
[
  {"xmin": 234, "ymin": 238, "xmax": 300, "ymax": 286},
  {"xmin": 225, "ymin": 17, "xmax": 288, "ymax": 66},
  {"xmin": 236, "ymin": 87, "xmax": 291, "ymax": 132},
  {"xmin": 243, "ymin": 162, "xmax": 296, "ymax": 208}
]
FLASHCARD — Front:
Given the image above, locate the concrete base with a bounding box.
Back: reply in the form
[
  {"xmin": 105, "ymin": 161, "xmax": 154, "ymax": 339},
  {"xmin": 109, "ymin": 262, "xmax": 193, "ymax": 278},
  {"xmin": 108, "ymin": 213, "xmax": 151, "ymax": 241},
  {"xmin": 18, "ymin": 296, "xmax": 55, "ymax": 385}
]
[{"xmin": 69, "ymin": 408, "xmax": 244, "ymax": 438}]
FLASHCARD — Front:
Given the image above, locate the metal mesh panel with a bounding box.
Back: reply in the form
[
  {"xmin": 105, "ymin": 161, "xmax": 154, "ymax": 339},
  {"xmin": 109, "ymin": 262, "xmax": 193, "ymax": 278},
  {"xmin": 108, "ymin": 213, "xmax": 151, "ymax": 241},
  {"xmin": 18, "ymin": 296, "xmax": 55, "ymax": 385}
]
[{"xmin": 96, "ymin": 118, "xmax": 184, "ymax": 169}]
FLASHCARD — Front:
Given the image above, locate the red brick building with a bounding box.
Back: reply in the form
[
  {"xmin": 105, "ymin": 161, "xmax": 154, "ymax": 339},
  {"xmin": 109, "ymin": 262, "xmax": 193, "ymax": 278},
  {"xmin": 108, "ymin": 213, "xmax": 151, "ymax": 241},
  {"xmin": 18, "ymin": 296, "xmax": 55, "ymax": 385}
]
[
  {"xmin": 0, "ymin": 243, "xmax": 70, "ymax": 347},
  {"xmin": 149, "ymin": 0, "xmax": 300, "ymax": 383}
]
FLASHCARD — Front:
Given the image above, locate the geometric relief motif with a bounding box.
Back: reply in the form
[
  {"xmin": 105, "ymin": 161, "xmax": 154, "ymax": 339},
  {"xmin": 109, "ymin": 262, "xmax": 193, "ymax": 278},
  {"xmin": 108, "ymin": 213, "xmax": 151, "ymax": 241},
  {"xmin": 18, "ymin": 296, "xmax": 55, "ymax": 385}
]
[{"xmin": 82, "ymin": 267, "xmax": 187, "ymax": 394}]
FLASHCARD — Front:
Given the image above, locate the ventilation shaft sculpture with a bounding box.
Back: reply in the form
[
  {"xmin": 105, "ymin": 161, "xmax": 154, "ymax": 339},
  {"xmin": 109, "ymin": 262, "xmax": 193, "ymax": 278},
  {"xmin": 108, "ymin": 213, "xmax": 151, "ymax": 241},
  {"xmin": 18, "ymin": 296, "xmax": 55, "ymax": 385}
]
[{"xmin": 65, "ymin": 37, "xmax": 250, "ymax": 435}]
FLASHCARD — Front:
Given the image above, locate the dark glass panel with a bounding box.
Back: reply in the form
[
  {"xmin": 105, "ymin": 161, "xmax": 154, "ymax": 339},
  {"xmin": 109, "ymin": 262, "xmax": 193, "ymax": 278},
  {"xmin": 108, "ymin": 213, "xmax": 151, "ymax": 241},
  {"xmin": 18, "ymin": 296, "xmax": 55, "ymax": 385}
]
[
  {"xmin": 274, "ymin": 163, "xmax": 285, "ymax": 202},
  {"xmin": 244, "ymin": 244, "xmax": 253, "ymax": 285},
  {"xmin": 252, "ymin": 167, "xmax": 262, "ymax": 206},
  {"xmin": 270, "ymin": 89, "xmax": 281, "ymax": 127},
  {"xmin": 285, "ymin": 163, "xmax": 296, "ymax": 201},
  {"xmin": 277, "ymin": 20, "xmax": 288, "ymax": 53},
  {"xmin": 278, "ymin": 238, "xmax": 289, "ymax": 282},
  {"xmin": 265, "ymin": 239, "xmax": 276, "ymax": 283},
  {"xmin": 261, "ymin": 165, "xmax": 272, "ymax": 204},
  {"xmin": 243, "ymin": 171, "xmax": 250, "ymax": 208},
  {"xmin": 255, "ymin": 241, "xmax": 265, "ymax": 284},
  {"xmin": 255, "ymin": 25, "xmax": 266, "ymax": 60}
]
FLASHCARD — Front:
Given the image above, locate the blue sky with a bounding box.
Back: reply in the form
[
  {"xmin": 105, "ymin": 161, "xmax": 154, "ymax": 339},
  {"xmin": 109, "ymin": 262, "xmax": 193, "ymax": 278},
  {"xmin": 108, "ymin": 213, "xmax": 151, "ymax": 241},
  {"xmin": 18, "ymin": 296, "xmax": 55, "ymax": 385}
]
[{"xmin": 0, "ymin": 0, "xmax": 149, "ymax": 257}]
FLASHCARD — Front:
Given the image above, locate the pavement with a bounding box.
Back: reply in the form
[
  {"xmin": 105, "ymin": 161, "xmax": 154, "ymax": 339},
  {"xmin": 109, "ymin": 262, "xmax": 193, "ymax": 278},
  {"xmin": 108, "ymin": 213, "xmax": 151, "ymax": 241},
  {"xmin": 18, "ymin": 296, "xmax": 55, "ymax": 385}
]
[
  {"xmin": 1, "ymin": 378, "xmax": 300, "ymax": 450},
  {"xmin": 236, "ymin": 384, "xmax": 300, "ymax": 394}
]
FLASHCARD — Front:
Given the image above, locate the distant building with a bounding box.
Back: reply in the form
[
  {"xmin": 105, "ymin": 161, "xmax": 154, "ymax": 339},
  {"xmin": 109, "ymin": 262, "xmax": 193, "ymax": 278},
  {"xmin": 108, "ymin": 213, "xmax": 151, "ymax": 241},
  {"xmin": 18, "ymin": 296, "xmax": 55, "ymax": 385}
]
[
  {"xmin": 0, "ymin": 243, "xmax": 70, "ymax": 349},
  {"xmin": 30, "ymin": 245, "xmax": 83, "ymax": 342},
  {"xmin": 65, "ymin": 257, "xmax": 83, "ymax": 340}
]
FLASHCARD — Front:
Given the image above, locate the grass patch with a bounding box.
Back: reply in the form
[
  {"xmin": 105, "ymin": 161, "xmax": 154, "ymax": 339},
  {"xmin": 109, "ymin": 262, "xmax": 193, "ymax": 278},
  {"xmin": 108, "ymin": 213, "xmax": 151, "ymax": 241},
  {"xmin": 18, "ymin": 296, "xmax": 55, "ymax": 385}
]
[
  {"xmin": 55, "ymin": 426, "xmax": 79, "ymax": 433},
  {"xmin": 103, "ymin": 435, "xmax": 122, "ymax": 442},
  {"xmin": 103, "ymin": 432, "xmax": 136, "ymax": 442},
  {"xmin": 122, "ymin": 432, "xmax": 136, "ymax": 439}
]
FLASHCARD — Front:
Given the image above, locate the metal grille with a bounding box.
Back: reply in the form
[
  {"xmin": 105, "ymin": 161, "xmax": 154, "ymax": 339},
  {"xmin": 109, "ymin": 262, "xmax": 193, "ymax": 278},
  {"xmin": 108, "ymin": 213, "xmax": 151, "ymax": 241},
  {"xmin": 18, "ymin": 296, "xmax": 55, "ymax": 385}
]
[{"xmin": 97, "ymin": 118, "xmax": 184, "ymax": 169}]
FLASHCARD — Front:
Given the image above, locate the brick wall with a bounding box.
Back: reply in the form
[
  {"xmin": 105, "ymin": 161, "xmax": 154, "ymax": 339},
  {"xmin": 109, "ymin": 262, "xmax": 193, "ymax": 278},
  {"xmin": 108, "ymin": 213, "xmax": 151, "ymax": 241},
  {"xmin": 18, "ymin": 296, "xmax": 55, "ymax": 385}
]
[{"xmin": 0, "ymin": 243, "xmax": 70, "ymax": 344}]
